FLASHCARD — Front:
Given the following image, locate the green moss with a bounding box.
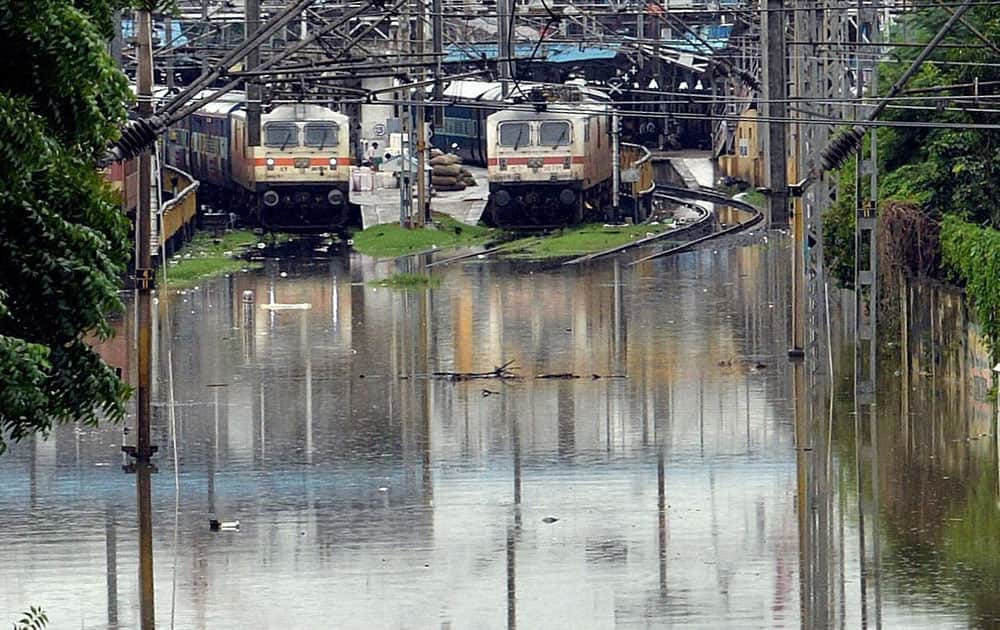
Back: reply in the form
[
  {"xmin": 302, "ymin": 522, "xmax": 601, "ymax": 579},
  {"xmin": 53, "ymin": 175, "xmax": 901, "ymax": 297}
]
[
  {"xmin": 370, "ymin": 272, "xmax": 441, "ymax": 289},
  {"xmin": 506, "ymin": 222, "xmax": 675, "ymax": 258},
  {"xmin": 351, "ymin": 213, "xmax": 497, "ymax": 258},
  {"xmin": 159, "ymin": 229, "xmax": 267, "ymax": 288},
  {"xmin": 940, "ymin": 215, "xmax": 1000, "ymax": 362}
]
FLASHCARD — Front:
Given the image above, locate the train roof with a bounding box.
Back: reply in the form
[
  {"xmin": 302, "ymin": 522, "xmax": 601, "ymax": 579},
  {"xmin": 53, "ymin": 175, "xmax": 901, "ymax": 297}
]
[
  {"xmin": 487, "ymin": 101, "xmax": 610, "ymax": 122},
  {"xmin": 442, "ymin": 79, "xmax": 610, "ymax": 104},
  {"xmin": 229, "ymin": 103, "xmax": 348, "ymax": 124}
]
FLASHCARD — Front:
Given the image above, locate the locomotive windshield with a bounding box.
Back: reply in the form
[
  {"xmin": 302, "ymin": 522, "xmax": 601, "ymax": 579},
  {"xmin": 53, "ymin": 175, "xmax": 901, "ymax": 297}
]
[
  {"xmin": 499, "ymin": 122, "xmax": 530, "ymax": 149},
  {"xmin": 539, "ymin": 121, "xmax": 571, "ymax": 147},
  {"xmin": 264, "ymin": 122, "xmax": 300, "ymax": 149},
  {"xmin": 304, "ymin": 123, "xmax": 339, "ymax": 149}
]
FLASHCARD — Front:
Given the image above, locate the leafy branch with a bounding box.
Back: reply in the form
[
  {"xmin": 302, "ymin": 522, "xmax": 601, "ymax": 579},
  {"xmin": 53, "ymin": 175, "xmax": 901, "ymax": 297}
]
[{"xmin": 11, "ymin": 606, "xmax": 48, "ymax": 630}]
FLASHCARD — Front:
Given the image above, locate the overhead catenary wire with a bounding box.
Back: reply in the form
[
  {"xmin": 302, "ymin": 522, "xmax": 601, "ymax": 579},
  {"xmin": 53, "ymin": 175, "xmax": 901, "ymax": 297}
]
[
  {"xmin": 365, "ymin": 97, "xmax": 1000, "ymax": 129},
  {"xmin": 109, "ymin": 0, "xmax": 1000, "ymax": 164}
]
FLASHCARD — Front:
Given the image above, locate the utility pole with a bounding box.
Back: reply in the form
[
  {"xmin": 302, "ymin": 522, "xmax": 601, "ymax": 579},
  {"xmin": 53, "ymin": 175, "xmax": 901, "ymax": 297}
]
[
  {"xmin": 399, "ymin": 1, "xmax": 413, "ymax": 227},
  {"xmin": 246, "ymin": 0, "xmax": 262, "ymax": 147},
  {"xmin": 129, "ymin": 11, "xmax": 157, "ymax": 630},
  {"xmin": 432, "ymin": 0, "xmax": 443, "ymax": 127},
  {"xmin": 111, "ymin": 9, "xmax": 123, "ymax": 68},
  {"xmin": 201, "ymin": 0, "xmax": 209, "ymax": 72},
  {"xmin": 497, "ymin": 0, "xmax": 512, "ymax": 97},
  {"xmin": 164, "ymin": 14, "xmax": 175, "ymax": 91},
  {"xmin": 611, "ymin": 108, "xmax": 620, "ymax": 223},
  {"xmin": 760, "ymin": 0, "xmax": 788, "ymax": 228},
  {"xmin": 415, "ymin": 0, "xmax": 427, "ymax": 227}
]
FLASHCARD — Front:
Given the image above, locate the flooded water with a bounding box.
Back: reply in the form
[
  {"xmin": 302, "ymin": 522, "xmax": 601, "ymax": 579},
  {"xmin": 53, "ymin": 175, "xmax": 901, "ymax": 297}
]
[{"xmin": 1, "ymin": 239, "xmax": 997, "ymax": 629}]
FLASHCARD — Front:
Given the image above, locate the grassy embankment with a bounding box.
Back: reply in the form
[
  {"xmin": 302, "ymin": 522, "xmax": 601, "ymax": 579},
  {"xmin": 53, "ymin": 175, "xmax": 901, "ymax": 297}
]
[
  {"xmin": 350, "ymin": 213, "xmax": 497, "ymax": 258},
  {"xmin": 738, "ymin": 190, "xmax": 766, "ymax": 210},
  {"xmin": 159, "ymin": 230, "xmax": 267, "ymax": 288},
  {"xmin": 505, "ymin": 221, "xmax": 677, "ymax": 258}
]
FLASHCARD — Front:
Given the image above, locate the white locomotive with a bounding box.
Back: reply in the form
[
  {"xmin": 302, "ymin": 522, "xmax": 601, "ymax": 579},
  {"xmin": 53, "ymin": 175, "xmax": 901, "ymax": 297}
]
[
  {"xmin": 485, "ymin": 91, "xmax": 613, "ymax": 228},
  {"xmin": 165, "ymin": 92, "xmax": 355, "ymax": 232}
]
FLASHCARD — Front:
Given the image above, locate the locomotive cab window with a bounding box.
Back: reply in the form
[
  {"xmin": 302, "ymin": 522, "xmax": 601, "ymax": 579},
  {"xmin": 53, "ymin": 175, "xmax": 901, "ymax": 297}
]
[
  {"xmin": 304, "ymin": 123, "xmax": 339, "ymax": 148},
  {"xmin": 539, "ymin": 121, "xmax": 571, "ymax": 147},
  {"xmin": 498, "ymin": 122, "xmax": 530, "ymax": 149},
  {"xmin": 264, "ymin": 122, "xmax": 300, "ymax": 149}
]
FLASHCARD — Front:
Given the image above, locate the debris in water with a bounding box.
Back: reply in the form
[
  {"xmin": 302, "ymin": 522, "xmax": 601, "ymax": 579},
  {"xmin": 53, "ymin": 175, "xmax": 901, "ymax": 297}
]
[
  {"xmin": 434, "ymin": 360, "xmax": 517, "ymax": 381},
  {"xmin": 481, "ymin": 389, "xmax": 500, "ymax": 397},
  {"xmin": 210, "ymin": 519, "xmax": 240, "ymax": 531},
  {"xmin": 378, "ymin": 487, "xmax": 389, "ymax": 493},
  {"xmin": 542, "ymin": 517, "xmax": 559, "ymax": 524}
]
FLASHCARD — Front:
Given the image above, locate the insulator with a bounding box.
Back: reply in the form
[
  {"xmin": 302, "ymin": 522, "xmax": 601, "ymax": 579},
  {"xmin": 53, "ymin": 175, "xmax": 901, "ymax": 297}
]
[
  {"xmin": 107, "ymin": 115, "xmax": 165, "ymax": 163},
  {"xmin": 820, "ymin": 125, "xmax": 865, "ymax": 171}
]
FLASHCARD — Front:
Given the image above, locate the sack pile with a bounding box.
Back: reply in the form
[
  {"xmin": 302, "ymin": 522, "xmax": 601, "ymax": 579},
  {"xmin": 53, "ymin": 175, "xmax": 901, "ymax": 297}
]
[{"xmin": 429, "ymin": 149, "xmax": 477, "ymax": 191}]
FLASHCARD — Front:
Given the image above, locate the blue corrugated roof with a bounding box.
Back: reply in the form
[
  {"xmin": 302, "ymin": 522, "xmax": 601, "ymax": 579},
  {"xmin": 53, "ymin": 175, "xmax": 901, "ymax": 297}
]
[{"xmin": 444, "ymin": 43, "xmax": 620, "ymax": 64}]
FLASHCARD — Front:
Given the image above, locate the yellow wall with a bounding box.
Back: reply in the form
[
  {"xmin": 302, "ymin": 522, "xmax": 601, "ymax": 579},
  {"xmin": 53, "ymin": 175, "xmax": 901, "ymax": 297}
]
[{"xmin": 719, "ymin": 109, "xmax": 764, "ymax": 186}]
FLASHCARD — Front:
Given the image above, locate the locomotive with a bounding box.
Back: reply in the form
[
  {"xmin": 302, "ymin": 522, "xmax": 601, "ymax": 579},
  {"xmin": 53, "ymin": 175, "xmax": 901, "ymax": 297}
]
[
  {"xmin": 164, "ymin": 91, "xmax": 356, "ymax": 232},
  {"xmin": 435, "ymin": 80, "xmax": 609, "ymax": 167},
  {"xmin": 485, "ymin": 95, "xmax": 613, "ymax": 228}
]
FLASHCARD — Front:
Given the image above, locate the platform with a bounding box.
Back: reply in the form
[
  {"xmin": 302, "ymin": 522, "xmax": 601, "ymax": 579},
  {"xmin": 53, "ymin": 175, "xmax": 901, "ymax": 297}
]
[{"xmin": 349, "ymin": 166, "xmax": 489, "ymax": 229}]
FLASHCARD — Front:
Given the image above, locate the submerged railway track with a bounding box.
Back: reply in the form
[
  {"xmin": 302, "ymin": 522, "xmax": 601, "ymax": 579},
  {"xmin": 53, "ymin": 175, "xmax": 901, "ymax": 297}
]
[{"xmin": 386, "ymin": 183, "xmax": 763, "ymax": 267}]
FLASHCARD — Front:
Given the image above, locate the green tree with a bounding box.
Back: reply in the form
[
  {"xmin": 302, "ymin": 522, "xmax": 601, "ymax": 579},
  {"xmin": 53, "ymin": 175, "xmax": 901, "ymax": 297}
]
[{"xmin": 0, "ymin": 0, "xmax": 133, "ymax": 453}]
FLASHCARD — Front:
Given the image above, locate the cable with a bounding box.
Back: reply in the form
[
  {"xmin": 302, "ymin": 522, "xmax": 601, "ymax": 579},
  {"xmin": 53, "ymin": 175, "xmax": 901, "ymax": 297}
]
[
  {"xmin": 366, "ymin": 96, "xmax": 1000, "ymax": 130},
  {"xmin": 822, "ymin": 0, "xmax": 978, "ymax": 170}
]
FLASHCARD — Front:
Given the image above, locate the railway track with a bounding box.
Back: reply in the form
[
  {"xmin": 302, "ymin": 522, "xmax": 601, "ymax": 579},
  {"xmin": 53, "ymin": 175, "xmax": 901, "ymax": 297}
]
[
  {"xmin": 389, "ymin": 184, "xmax": 762, "ymax": 266},
  {"xmin": 563, "ymin": 184, "xmax": 763, "ymax": 265}
]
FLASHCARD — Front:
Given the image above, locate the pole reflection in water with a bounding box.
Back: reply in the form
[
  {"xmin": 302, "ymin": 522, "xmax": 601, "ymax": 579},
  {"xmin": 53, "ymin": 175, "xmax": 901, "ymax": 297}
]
[
  {"xmin": 137, "ymin": 460, "xmax": 155, "ymax": 629},
  {"xmin": 10, "ymin": 242, "xmax": 1000, "ymax": 627},
  {"xmin": 105, "ymin": 507, "xmax": 118, "ymax": 628},
  {"xmin": 506, "ymin": 523, "xmax": 517, "ymax": 630},
  {"xmin": 302, "ymin": 308, "xmax": 313, "ymax": 463}
]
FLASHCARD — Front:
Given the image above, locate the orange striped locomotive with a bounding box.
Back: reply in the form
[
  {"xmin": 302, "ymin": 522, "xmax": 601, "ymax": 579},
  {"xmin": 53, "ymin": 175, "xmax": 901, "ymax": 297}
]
[
  {"xmin": 164, "ymin": 92, "xmax": 355, "ymax": 232},
  {"xmin": 485, "ymin": 99, "xmax": 613, "ymax": 229}
]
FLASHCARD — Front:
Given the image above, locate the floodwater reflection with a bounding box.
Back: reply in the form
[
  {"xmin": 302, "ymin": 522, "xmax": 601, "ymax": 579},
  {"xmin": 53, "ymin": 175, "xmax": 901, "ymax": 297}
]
[{"xmin": 0, "ymin": 242, "xmax": 996, "ymax": 628}]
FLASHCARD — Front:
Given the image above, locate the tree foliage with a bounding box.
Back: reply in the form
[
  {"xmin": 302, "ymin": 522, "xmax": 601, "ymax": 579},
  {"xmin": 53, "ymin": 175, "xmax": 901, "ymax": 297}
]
[
  {"xmin": 940, "ymin": 215, "xmax": 1000, "ymax": 361},
  {"xmin": 11, "ymin": 606, "xmax": 48, "ymax": 630},
  {"xmin": 824, "ymin": 4, "xmax": 1000, "ymax": 289},
  {"xmin": 878, "ymin": 6, "xmax": 1000, "ymax": 224},
  {"xmin": 0, "ymin": 0, "xmax": 133, "ymax": 453}
]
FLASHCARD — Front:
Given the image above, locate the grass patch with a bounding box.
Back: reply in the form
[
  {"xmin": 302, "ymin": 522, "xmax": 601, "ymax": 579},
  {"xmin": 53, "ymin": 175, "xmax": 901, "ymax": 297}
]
[
  {"xmin": 159, "ymin": 229, "xmax": 269, "ymax": 288},
  {"xmin": 351, "ymin": 212, "xmax": 498, "ymax": 258},
  {"xmin": 370, "ymin": 272, "xmax": 441, "ymax": 289},
  {"xmin": 737, "ymin": 190, "xmax": 766, "ymax": 210},
  {"xmin": 505, "ymin": 222, "xmax": 676, "ymax": 258}
]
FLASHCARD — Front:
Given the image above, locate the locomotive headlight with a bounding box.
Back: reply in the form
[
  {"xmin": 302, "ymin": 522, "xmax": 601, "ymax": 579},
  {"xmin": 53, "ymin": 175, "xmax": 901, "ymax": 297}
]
[
  {"xmin": 265, "ymin": 157, "xmax": 275, "ymax": 170},
  {"xmin": 327, "ymin": 189, "xmax": 345, "ymax": 206},
  {"xmin": 328, "ymin": 157, "xmax": 337, "ymax": 167}
]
